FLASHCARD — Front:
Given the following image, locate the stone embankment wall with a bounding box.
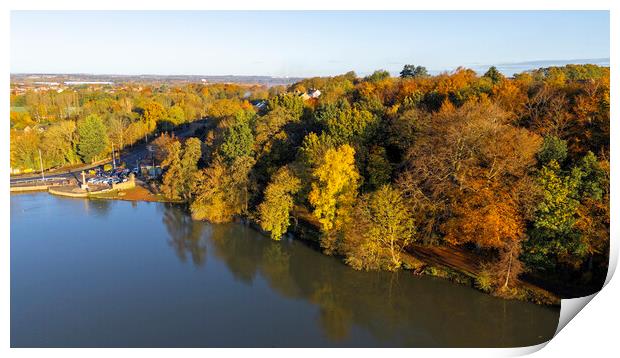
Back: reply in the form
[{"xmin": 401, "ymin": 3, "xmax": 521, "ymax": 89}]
[
  {"xmin": 10, "ymin": 185, "xmax": 50, "ymax": 193},
  {"xmin": 48, "ymin": 186, "xmax": 89, "ymax": 198}
]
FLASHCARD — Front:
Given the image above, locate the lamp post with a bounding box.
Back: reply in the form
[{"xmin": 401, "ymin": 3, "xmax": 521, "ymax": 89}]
[
  {"xmin": 111, "ymin": 143, "xmax": 116, "ymax": 170},
  {"xmin": 38, "ymin": 149, "xmax": 45, "ymax": 182}
]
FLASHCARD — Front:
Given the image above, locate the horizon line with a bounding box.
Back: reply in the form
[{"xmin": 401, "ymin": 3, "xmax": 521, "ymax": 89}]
[{"xmin": 10, "ymin": 57, "xmax": 610, "ymax": 78}]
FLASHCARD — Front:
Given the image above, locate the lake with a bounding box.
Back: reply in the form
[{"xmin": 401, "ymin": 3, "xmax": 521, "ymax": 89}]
[{"xmin": 10, "ymin": 192, "xmax": 560, "ymax": 347}]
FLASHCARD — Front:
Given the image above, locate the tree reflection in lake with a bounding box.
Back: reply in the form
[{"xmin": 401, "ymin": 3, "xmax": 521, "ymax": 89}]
[
  {"xmin": 176, "ymin": 212, "xmax": 560, "ymax": 347},
  {"xmin": 161, "ymin": 204, "xmax": 207, "ymax": 266},
  {"xmin": 84, "ymin": 198, "xmax": 112, "ymax": 217}
]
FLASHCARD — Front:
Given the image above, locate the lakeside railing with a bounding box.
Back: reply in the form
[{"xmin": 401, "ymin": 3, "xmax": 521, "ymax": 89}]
[{"xmin": 10, "ymin": 177, "xmax": 72, "ymax": 187}]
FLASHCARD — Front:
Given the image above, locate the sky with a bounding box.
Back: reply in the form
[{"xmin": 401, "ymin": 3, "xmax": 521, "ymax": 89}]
[{"xmin": 10, "ymin": 11, "xmax": 610, "ymax": 77}]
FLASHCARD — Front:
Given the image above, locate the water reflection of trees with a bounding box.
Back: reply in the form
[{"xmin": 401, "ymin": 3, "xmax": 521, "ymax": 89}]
[
  {"xmin": 208, "ymin": 224, "xmax": 559, "ymax": 347},
  {"xmin": 162, "ymin": 209, "xmax": 559, "ymax": 347},
  {"xmin": 85, "ymin": 198, "xmax": 112, "ymax": 217},
  {"xmin": 162, "ymin": 204, "xmax": 208, "ymax": 266}
]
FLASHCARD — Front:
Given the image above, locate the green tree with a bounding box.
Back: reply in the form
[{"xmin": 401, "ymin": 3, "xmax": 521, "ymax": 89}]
[
  {"xmin": 483, "ymin": 66, "xmax": 504, "ymax": 84},
  {"xmin": 299, "ymin": 132, "xmax": 337, "ymax": 169},
  {"xmin": 315, "ymin": 100, "xmax": 378, "ymax": 145},
  {"xmin": 220, "ymin": 119, "xmax": 254, "ymax": 162},
  {"xmin": 161, "ymin": 137, "xmax": 202, "ymax": 201},
  {"xmin": 259, "ymin": 167, "xmax": 302, "ymax": 240},
  {"xmin": 537, "ymin": 135, "xmax": 568, "ymax": 165},
  {"xmin": 400, "ymin": 64, "xmax": 429, "ymax": 79},
  {"xmin": 365, "ymin": 146, "xmax": 391, "ymax": 190},
  {"xmin": 365, "ymin": 70, "xmax": 391, "ymax": 82},
  {"xmin": 524, "ymin": 160, "xmax": 582, "ymax": 270},
  {"xmin": 267, "ymin": 93, "xmax": 305, "ymax": 120},
  {"xmin": 161, "ymin": 141, "xmax": 183, "ymax": 199},
  {"xmin": 576, "ymin": 151, "xmax": 606, "ymax": 201},
  {"xmin": 77, "ymin": 114, "xmax": 109, "ymax": 163}
]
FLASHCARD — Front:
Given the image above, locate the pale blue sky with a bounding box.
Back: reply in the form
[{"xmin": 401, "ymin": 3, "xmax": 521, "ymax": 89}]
[{"xmin": 10, "ymin": 11, "xmax": 610, "ymax": 77}]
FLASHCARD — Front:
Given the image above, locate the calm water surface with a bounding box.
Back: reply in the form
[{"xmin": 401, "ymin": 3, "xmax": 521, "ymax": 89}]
[{"xmin": 11, "ymin": 193, "xmax": 559, "ymax": 347}]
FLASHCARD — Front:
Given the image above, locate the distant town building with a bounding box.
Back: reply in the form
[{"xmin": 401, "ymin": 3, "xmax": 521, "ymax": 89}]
[
  {"xmin": 299, "ymin": 88, "xmax": 321, "ymax": 101},
  {"xmin": 64, "ymin": 81, "xmax": 114, "ymax": 85}
]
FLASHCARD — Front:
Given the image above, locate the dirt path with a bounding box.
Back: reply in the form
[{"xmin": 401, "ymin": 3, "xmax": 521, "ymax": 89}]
[{"xmin": 407, "ymin": 244, "xmax": 482, "ymax": 278}]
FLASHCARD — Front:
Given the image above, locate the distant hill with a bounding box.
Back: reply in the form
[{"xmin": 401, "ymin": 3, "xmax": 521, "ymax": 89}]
[
  {"xmin": 10, "ymin": 73, "xmax": 304, "ymax": 87},
  {"xmin": 470, "ymin": 58, "xmax": 610, "ymax": 76}
]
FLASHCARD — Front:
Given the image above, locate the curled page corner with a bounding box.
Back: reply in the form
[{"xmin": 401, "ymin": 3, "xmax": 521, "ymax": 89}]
[
  {"xmin": 555, "ymin": 293, "xmax": 597, "ymax": 335},
  {"xmin": 521, "ymin": 238, "xmax": 616, "ymax": 354},
  {"xmin": 507, "ymin": 293, "xmax": 600, "ymax": 356},
  {"xmin": 551, "ymin": 235, "xmax": 616, "ymax": 339},
  {"xmin": 604, "ymin": 236, "xmax": 618, "ymax": 287},
  {"xmin": 502, "ymin": 341, "xmax": 550, "ymax": 356}
]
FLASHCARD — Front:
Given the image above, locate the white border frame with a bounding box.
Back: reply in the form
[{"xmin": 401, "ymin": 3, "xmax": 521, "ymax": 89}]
[{"xmin": 2, "ymin": 2, "xmax": 617, "ymax": 357}]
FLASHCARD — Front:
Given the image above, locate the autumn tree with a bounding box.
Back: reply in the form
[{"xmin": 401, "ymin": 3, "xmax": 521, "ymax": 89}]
[
  {"xmin": 41, "ymin": 120, "xmax": 78, "ymax": 167},
  {"xmin": 106, "ymin": 114, "xmax": 130, "ymax": 150},
  {"xmin": 190, "ymin": 158, "xmax": 230, "ymax": 222},
  {"xmin": 191, "ymin": 155, "xmax": 255, "ymax": 223},
  {"xmin": 491, "ymin": 239, "xmax": 524, "ymax": 294},
  {"xmin": 258, "ymin": 167, "xmax": 302, "ymax": 240},
  {"xmin": 142, "ymin": 101, "xmax": 166, "ymax": 133},
  {"xmin": 400, "ymin": 101, "xmax": 541, "ymax": 245},
  {"xmin": 10, "ymin": 111, "xmax": 35, "ymax": 130},
  {"xmin": 167, "ymin": 105, "xmax": 186, "ymax": 126},
  {"xmin": 10, "ymin": 129, "xmax": 40, "ymax": 170},
  {"xmin": 308, "ymin": 144, "xmax": 360, "ymax": 253},
  {"xmin": 152, "ymin": 132, "xmax": 177, "ymax": 162},
  {"xmin": 342, "ymin": 185, "xmax": 415, "ymax": 270}
]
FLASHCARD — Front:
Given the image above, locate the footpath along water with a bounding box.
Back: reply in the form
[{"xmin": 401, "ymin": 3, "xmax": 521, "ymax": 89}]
[{"xmin": 11, "ymin": 192, "xmax": 560, "ymax": 347}]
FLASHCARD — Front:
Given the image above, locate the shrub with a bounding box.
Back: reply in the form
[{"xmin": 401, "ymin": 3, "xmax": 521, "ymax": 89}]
[{"xmin": 476, "ymin": 268, "xmax": 494, "ymax": 293}]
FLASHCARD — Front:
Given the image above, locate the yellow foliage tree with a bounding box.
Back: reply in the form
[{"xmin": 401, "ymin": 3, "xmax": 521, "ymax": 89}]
[
  {"xmin": 259, "ymin": 167, "xmax": 302, "ymax": 240},
  {"xmin": 308, "ymin": 144, "xmax": 360, "ymax": 253},
  {"xmin": 343, "ymin": 185, "xmax": 416, "ymax": 271},
  {"xmin": 190, "ymin": 155, "xmax": 255, "ymax": 223}
]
